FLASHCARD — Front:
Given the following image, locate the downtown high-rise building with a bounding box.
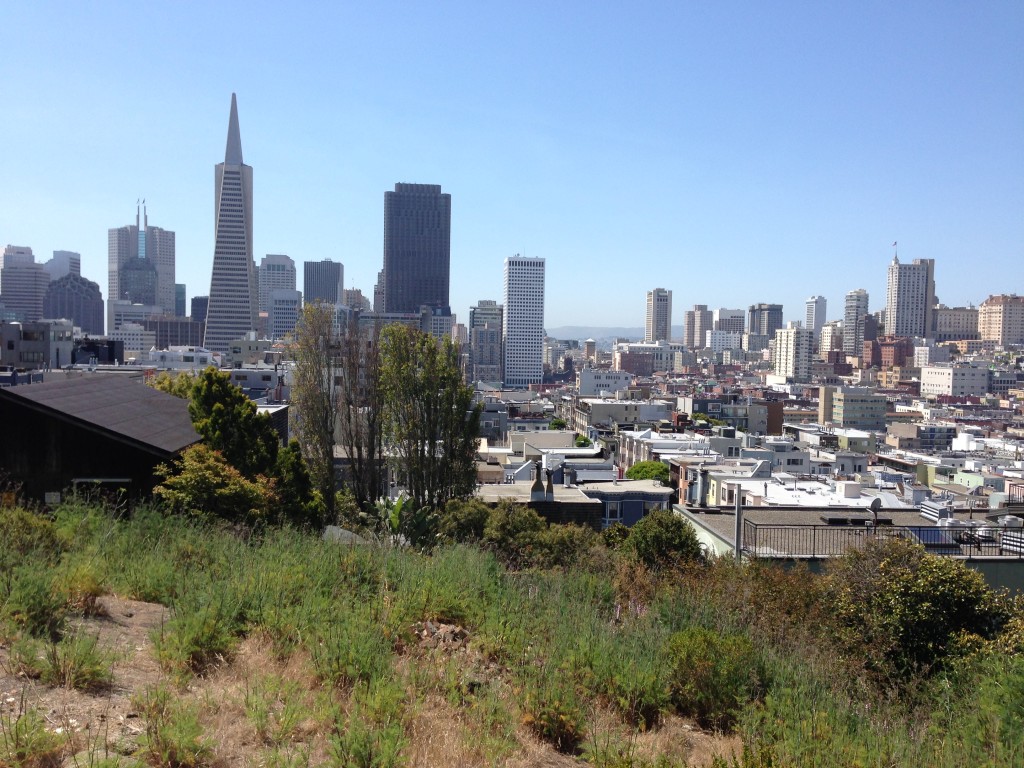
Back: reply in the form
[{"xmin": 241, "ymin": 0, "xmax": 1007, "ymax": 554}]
[
  {"xmin": 503, "ymin": 256, "xmax": 545, "ymax": 389},
  {"xmin": 381, "ymin": 183, "xmax": 451, "ymax": 313},
  {"xmin": 108, "ymin": 204, "xmax": 175, "ymax": 316},
  {"xmin": 303, "ymin": 259, "xmax": 343, "ymax": 304},
  {"xmin": 469, "ymin": 299, "xmax": 503, "ymax": 384},
  {"xmin": 805, "ymin": 296, "xmax": 826, "ymax": 341},
  {"xmin": 0, "ymin": 246, "xmax": 49, "ymax": 324},
  {"xmin": 259, "ymin": 254, "xmax": 297, "ymax": 312},
  {"xmin": 204, "ymin": 94, "xmax": 258, "ymax": 353},
  {"xmin": 713, "ymin": 308, "xmax": 745, "ymax": 334},
  {"xmin": 44, "ymin": 274, "xmax": 104, "ymax": 335},
  {"xmin": 773, "ymin": 324, "xmax": 814, "ymax": 382},
  {"xmin": 684, "ymin": 305, "xmax": 712, "ymax": 349},
  {"xmin": 844, "ymin": 289, "xmax": 870, "ymax": 356},
  {"xmin": 886, "ymin": 255, "xmax": 935, "ymax": 338},
  {"xmin": 645, "ymin": 288, "xmax": 672, "ymax": 342},
  {"xmin": 748, "ymin": 303, "xmax": 784, "ymax": 339}
]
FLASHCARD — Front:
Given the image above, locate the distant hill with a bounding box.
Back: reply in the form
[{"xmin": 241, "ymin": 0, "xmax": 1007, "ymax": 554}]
[{"xmin": 547, "ymin": 325, "xmax": 685, "ymax": 342}]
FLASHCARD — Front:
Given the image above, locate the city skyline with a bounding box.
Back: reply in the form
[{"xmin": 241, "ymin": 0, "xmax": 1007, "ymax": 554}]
[{"xmin": 1, "ymin": 4, "xmax": 1021, "ymax": 329}]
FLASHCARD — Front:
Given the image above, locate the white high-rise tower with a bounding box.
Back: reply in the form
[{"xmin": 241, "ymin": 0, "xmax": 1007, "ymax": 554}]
[
  {"xmin": 886, "ymin": 255, "xmax": 935, "ymax": 338},
  {"xmin": 503, "ymin": 255, "xmax": 545, "ymax": 389},
  {"xmin": 204, "ymin": 93, "xmax": 258, "ymax": 353},
  {"xmin": 645, "ymin": 288, "xmax": 672, "ymax": 342}
]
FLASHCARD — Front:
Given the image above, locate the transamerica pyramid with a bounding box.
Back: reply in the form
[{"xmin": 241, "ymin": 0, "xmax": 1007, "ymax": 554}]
[{"xmin": 203, "ymin": 93, "xmax": 258, "ymax": 354}]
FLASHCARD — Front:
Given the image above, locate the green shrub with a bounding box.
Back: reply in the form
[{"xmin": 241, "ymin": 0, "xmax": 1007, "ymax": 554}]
[
  {"xmin": 153, "ymin": 596, "xmax": 241, "ymax": 677},
  {"xmin": 482, "ymin": 502, "xmax": 547, "ymax": 568},
  {"xmin": 624, "ymin": 461, "xmax": 670, "ymax": 484},
  {"xmin": 310, "ymin": 610, "xmax": 393, "ymax": 688},
  {"xmin": 521, "ymin": 665, "xmax": 586, "ymax": 754},
  {"xmin": 328, "ymin": 678, "xmax": 407, "ymax": 768},
  {"xmin": 628, "ymin": 510, "xmax": 703, "ymax": 570},
  {"xmin": 133, "ymin": 684, "xmax": 212, "ymax": 768},
  {"xmin": 534, "ymin": 523, "xmax": 604, "ymax": 570},
  {"xmin": 825, "ymin": 537, "xmax": 1011, "ymax": 683},
  {"xmin": 0, "ymin": 506, "xmax": 63, "ymax": 563},
  {"xmin": 437, "ymin": 499, "xmax": 491, "ymax": 543},
  {"xmin": 2, "ymin": 567, "xmax": 66, "ymax": 640},
  {"xmin": 666, "ymin": 626, "xmax": 764, "ymax": 731},
  {"xmin": 40, "ymin": 632, "xmax": 115, "ymax": 692}
]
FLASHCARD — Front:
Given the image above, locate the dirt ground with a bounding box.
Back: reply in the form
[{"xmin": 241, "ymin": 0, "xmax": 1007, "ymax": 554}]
[{"xmin": 0, "ymin": 596, "xmax": 740, "ymax": 767}]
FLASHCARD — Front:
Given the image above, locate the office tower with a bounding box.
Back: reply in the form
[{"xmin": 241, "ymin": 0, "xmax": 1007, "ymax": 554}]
[
  {"xmin": 43, "ymin": 274, "xmax": 104, "ymax": 335},
  {"xmin": 302, "ymin": 259, "xmax": 342, "ymax": 304},
  {"xmin": 886, "ymin": 255, "xmax": 935, "ymax": 338},
  {"xmin": 979, "ymin": 294, "xmax": 1024, "ymax": 346},
  {"xmin": 645, "ymin": 288, "xmax": 672, "ymax": 342},
  {"xmin": 469, "ymin": 299, "xmax": 503, "ymax": 383},
  {"xmin": 0, "ymin": 249, "xmax": 50, "ymax": 324},
  {"xmin": 204, "ymin": 93, "xmax": 258, "ymax": 353},
  {"xmin": 805, "ymin": 296, "xmax": 826, "ymax": 341},
  {"xmin": 503, "ymin": 256, "xmax": 544, "ymax": 388},
  {"xmin": 773, "ymin": 324, "xmax": 813, "ymax": 382},
  {"xmin": 259, "ymin": 254, "xmax": 297, "ymax": 312},
  {"xmin": 933, "ymin": 305, "xmax": 979, "ymax": 342},
  {"xmin": 713, "ymin": 308, "xmax": 745, "ymax": 334},
  {"xmin": 268, "ymin": 289, "xmax": 302, "ymax": 340},
  {"xmin": 843, "ymin": 289, "xmax": 869, "ymax": 356},
  {"xmin": 1, "ymin": 245, "xmax": 34, "ymax": 295},
  {"xmin": 684, "ymin": 305, "xmax": 712, "ymax": 349},
  {"xmin": 175, "ymin": 284, "xmax": 186, "ymax": 317},
  {"xmin": 44, "ymin": 251, "xmax": 81, "ymax": 281},
  {"xmin": 819, "ymin": 321, "xmax": 843, "ymax": 356},
  {"xmin": 108, "ymin": 204, "xmax": 176, "ymax": 315},
  {"xmin": 381, "ymin": 183, "xmax": 451, "ymax": 313},
  {"xmin": 373, "ymin": 269, "xmax": 384, "ymax": 312},
  {"xmin": 748, "ymin": 303, "xmax": 784, "ymax": 339},
  {"xmin": 191, "ymin": 296, "xmax": 209, "ymax": 325},
  {"xmin": 342, "ymin": 288, "xmax": 372, "ymax": 312}
]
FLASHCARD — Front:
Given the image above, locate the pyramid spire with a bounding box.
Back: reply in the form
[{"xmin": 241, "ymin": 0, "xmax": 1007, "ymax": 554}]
[{"xmin": 225, "ymin": 93, "xmax": 243, "ymax": 165}]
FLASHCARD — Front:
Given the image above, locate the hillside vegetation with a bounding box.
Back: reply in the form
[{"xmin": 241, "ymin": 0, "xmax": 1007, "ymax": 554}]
[{"xmin": 2, "ymin": 499, "xmax": 1024, "ymax": 767}]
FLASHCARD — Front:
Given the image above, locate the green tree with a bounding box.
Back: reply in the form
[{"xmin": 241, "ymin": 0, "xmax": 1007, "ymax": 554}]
[
  {"xmin": 188, "ymin": 367, "xmax": 280, "ymax": 479},
  {"xmin": 290, "ymin": 302, "xmax": 340, "ymax": 521},
  {"xmin": 147, "ymin": 370, "xmax": 197, "ymax": 400},
  {"xmin": 378, "ymin": 325, "xmax": 481, "ymax": 512},
  {"xmin": 549, "ymin": 417, "xmax": 567, "ymax": 430},
  {"xmin": 628, "ymin": 509, "xmax": 703, "ymax": 569},
  {"xmin": 625, "ymin": 460, "xmax": 670, "ymax": 484},
  {"xmin": 574, "ymin": 435, "xmax": 592, "ymax": 447},
  {"xmin": 335, "ymin": 314, "xmax": 386, "ymax": 513},
  {"xmin": 154, "ymin": 445, "xmax": 273, "ymax": 525},
  {"xmin": 273, "ymin": 439, "xmax": 322, "ymax": 528}
]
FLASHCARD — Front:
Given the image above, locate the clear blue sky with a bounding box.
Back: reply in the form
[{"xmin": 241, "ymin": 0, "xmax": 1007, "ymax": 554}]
[{"xmin": 2, "ymin": 2, "xmax": 1021, "ymax": 331}]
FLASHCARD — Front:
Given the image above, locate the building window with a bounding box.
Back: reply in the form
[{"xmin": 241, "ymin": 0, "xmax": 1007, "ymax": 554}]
[{"xmin": 603, "ymin": 501, "xmax": 622, "ymax": 529}]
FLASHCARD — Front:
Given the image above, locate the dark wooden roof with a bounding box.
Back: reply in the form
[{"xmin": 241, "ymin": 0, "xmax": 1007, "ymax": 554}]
[{"xmin": 0, "ymin": 373, "xmax": 200, "ymax": 455}]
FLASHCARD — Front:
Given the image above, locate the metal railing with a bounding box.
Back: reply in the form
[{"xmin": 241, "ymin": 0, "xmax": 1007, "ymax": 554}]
[{"xmin": 742, "ymin": 520, "xmax": 1024, "ymax": 559}]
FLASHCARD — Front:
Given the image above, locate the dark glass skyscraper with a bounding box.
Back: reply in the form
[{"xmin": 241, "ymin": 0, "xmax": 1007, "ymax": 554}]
[{"xmin": 381, "ymin": 183, "xmax": 451, "ymax": 313}]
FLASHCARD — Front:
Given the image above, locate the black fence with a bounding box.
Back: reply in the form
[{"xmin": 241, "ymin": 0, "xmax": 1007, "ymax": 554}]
[{"xmin": 742, "ymin": 520, "xmax": 1024, "ymax": 559}]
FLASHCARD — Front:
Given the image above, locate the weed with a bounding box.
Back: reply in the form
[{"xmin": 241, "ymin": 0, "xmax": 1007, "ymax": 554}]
[
  {"xmin": 2, "ymin": 567, "xmax": 66, "ymax": 640},
  {"xmin": 327, "ymin": 678, "xmax": 407, "ymax": 768},
  {"xmin": 243, "ymin": 675, "xmax": 309, "ymax": 746},
  {"xmin": 132, "ymin": 684, "xmax": 211, "ymax": 768},
  {"xmin": 310, "ymin": 609, "xmax": 392, "ymax": 688},
  {"xmin": 40, "ymin": 632, "xmax": 115, "ymax": 692},
  {"xmin": 666, "ymin": 626, "xmax": 764, "ymax": 731},
  {"xmin": 0, "ymin": 698, "xmax": 66, "ymax": 768},
  {"xmin": 153, "ymin": 594, "xmax": 240, "ymax": 678}
]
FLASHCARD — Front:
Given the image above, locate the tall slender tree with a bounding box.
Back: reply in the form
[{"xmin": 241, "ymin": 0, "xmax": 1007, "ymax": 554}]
[
  {"xmin": 378, "ymin": 325, "xmax": 481, "ymax": 512},
  {"xmin": 290, "ymin": 301, "xmax": 339, "ymax": 520},
  {"xmin": 336, "ymin": 313, "xmax": 386, "ymax": 511}
]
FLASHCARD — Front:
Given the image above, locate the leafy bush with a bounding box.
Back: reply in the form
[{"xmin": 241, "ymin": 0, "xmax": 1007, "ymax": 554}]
[
  {"xmin": 482, "ymin": 502, "xmax": 547, "ymax": 568},
  {"xmin": 0, "ymin": 507, "xmax": 63, "ymax": 572},
  {"xmin": 824, "ymin": 537, "xmax": 1011, "ymax": 682},
  {"xmin": 666, "ymin": 626, "xmax": 765, "ymax": 731},
  {"xmin": 438, "ymin": 498, "xmax": 491, "ymax": 543},
  {"xmin": 624, "ymin": 461, "xmax": 670, "ymax": 484},
  {"xmin": 154, "ymin": 445, "xmax": 275, "ymax": 525},
  {"xmin": 628, "ymin": 510, "xmax": 703, "ymax": 570}
]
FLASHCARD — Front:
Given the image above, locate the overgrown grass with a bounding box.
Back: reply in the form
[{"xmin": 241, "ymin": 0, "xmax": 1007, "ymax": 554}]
[{"xmin": 6, "ymin": 500, "xmax": 1024, "ymax": 767}]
